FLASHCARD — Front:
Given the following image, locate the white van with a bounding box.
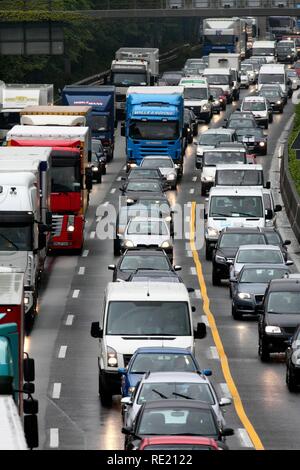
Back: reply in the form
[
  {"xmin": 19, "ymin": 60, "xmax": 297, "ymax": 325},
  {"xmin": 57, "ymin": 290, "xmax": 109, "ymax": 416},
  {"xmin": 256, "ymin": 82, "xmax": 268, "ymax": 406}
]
[
  {"xmin": 252, "ymin": 40, "xmax": 276, "ymax": 63},
  {"xmin": 258, "ymin": 64, "xmax": 287, "ymax": 95},
  {"xmin": 90, "ymin": 282, "xmax": 206, "ymax": 404},
  {"xmin": 204, "ymin": 186, "xmax": 268, "ymax": 259},
  {"xmin": 203, "ymin": 67, "xmax": 234, "ymax": 103},
  {"xmin": 215, "ymin": 164, "xmax": 269, "ymax": 188},
  {"xmin": 179, "ymin": 76, "xmax": 212, "ymax": 124}
]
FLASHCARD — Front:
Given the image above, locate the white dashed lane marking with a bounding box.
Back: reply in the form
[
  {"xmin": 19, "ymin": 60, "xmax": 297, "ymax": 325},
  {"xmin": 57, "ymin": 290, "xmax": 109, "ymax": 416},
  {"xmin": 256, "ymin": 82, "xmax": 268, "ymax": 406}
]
[
  {"xmin": 58, "ymin": 346, "xmax": 67, "ymax": 359},
  {"xmin": 78, "ymin": 267, "xmax": 85, "ymax": 275},
  {"xmin": 237, "ymin": 428, "xmax": 254, "ymax": 448},
  {"xmin": 65, "ymin": 315, "xmax": 74, "ymax": 326},
  {"xmin": 82, "ymin": 250, "xmax": 89, "ymax": 257},
  {"xmin": 72, "ymin": 290, "xmax": 80, "ymax": 299},
  {"xmin": 50, "ymin": 429, "xmax": 59, "ymax": 448},
  {"xmin": 52, "ymin": 383, "xmax": 61, "ymax": 399}
]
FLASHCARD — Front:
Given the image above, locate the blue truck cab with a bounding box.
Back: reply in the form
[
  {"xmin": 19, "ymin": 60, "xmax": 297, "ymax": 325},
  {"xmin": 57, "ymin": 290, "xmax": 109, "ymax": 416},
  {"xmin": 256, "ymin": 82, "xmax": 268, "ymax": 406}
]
[
  {"xmin": 62, "ymin": 85, "xmax": 116, "ymax": 160},
  {"xmin": 122, "ymin": 86, "xmax": 184, "ymax": 174}
]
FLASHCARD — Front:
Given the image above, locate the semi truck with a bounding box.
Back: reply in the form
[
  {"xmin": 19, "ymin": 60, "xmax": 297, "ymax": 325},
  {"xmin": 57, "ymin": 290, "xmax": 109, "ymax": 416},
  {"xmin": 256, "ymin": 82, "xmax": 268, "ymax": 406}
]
[
  {"xmin": 0, "ymin": 148, "xmax": 52, "ymax": 320},
  {"xmin": 111, "ymin": 48, "xmax": 159, "ymax": 117},
  {"xmin": 208, "ymin": 54, "xmax": 241, "ymax": 101},
  {"xmin": 122, "ymin": 86, "xmax": 185, "ymax": 174},
  {"xmin": 7, "ymin": 126, "xmax": 93, "ymax": 253},
  {"xmin": 61, "ymin": 86, "xmax": 116, "ymax": 160},
  {"xmin": 203, "ymin": 17, "xmax": 247, "ymax": 58},
  {"xmin": 0, "ymin": 83, "xmax": 53, "ymax": 143}
]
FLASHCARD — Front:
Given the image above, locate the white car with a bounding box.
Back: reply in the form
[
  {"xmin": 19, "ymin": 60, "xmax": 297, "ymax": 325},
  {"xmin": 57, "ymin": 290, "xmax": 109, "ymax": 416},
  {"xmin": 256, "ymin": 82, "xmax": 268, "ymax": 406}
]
[
  {"xmin": 240, "ymin": 73, "xmax": 250, "ymax": 88},
  {"xmin": 240, "ymin": 96, "xmax": 272, "ymax": 129},
  {"xmin": 140, "ymin": 156, "xmax": 178, "ymax": 189},
  {"xmin": 195, "ymin": 128, "xmax": 237, "ymax": 169},
  {"xmin": 287, "ymin": 70, "xmax": 300, "ymax": 90},
  {"xmin": 121, "ymin": 371, "xmax": 231, "ymax": 428},
  {"xmin": 240, "ymin": 63, "xmax": 256, "ymax": 84}
]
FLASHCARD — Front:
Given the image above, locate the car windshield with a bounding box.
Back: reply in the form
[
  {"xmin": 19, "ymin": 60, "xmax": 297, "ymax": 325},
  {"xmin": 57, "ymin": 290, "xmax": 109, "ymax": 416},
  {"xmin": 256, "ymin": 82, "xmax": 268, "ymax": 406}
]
[
  {"xmin": 216, "ymin": 170, "xmax": 263, "ymax": 186},
  {"xmin": 120, "ymin": 255, "xmax": 170, "ymax": 271},
  {"xmin": 253, "ymin": 48, "xmax": 274, "ymax": 56},
  {"xmin": 137, "ymin": 383, "xmax": 214, "ymax": 405},
  {"xmin": 267, "ymin": 292, "xmax": 300, "ymax": 314},
  {"xmin": 259, "ymin": 90, "xmax": 280, "ymax": 100},
  {"xmin": 0, "ymin": 225, "xmax": 32, "ymax": 251},
  {"xmin": 219, "ymin": 233, "xmax": 265, "ymax": 248},
  {"xmin": 126, "ymin": 181, "xmax": 161, "ymax": 192},
  {"xmin": 92, "ymin": 140, "xmax": 103, "ymax": 153},
  {"xmin": 237, "ymin": 249, "xmax": 283, "ymax": 264},
  {"xmin": 277, "ymin": 47, "xmax": 293, "ymax": 54},
  {"xmin": 241, "ymin": 64, "xmax": 254, "ymax": 72},
  {"xmin": 237, "ymin": 129, "xmax": 263, "ymax": 139},
  {"xmin": 142, "ymin": 158, "xmax": 173, "ymax": 169},
  {"xmin": 240, "ymin": 268, "xmax": 288, "ymax": 283},
  {"xmin": 127, "ymin": 220, "xmax": 169, "ymax": 236},
  {"xmin": 210, "ymin": 88, "xmax": 224, "ymax": 98},
  {"xmin": 138, "ymin": 408, "xmax": 217, "ymax": 436},
  {"xmin": 199, "ymin": 134, "xmax": 232, "ymax": 145},
  {"xmin": 228, "ymin": 119, "xmax": 256, "ymax": 129},
  {"xmin": 205, "ymin": 75, "xmax": 229, "ymax": 85},
  {"xmin": 130, "ymin": 353, "xmax": 197, "ymax": 373},
  {"xmin": 210, "ymin": 195, "xmax": 263, "ymax": 218},
  {"xmin": 242, "ymin": 101, "xmax": 266, "ymax": 112},
  {"xmin": 106, "ymin": 301, "xmax": 191, "ymax": 336},
  {"xmin": 128, "ymin": 169, "xmax": 160, "ymax": 179},
  {"xmin": 259, "ymin": 74, "xmax": 285, "ymax": 85},
  {"xmin": 263, "ymin": 231, "xmax": 282, "ymax": 245},
  {"xmin": 129, "ymin": 120, "xmax": 179, "ymax": 140},
  {"xmin": 204, "ymin": 152, "xmax": 245, "ymax": 165},
  {"xmin": 184, "ymin": 88, "xmax": 208, "ymax": 100}
]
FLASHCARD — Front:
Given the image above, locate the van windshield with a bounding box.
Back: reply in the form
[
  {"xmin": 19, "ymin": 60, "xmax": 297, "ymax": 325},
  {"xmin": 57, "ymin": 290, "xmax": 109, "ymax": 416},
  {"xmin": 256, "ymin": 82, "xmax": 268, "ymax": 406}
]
[
  {"xmin": 259, "ymin": 74, "xmax": 285, "ymax": 84},
  {"xmin": 106, "ymin": 301, "xmax": 191, "ymax": 336},
  {"xmin": 216, "ymin": 170, "xmax": 263, "ymax": 186},
  {"xmin": 210, "ymin": 195, "xmax": 264, "ymax": 218}
]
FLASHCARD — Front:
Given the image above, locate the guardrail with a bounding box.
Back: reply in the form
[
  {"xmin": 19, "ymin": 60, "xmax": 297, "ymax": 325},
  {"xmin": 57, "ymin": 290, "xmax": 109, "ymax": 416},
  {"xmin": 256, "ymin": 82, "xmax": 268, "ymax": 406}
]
[{"xmin": 280, "ymin": 140, "xmax": 300, "ymax": 243}]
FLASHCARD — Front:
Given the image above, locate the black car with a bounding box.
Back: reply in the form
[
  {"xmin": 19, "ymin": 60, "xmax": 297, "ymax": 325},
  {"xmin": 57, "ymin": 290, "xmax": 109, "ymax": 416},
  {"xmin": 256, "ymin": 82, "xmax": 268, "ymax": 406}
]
[
  {"xmin": 184, "ymin": 108, "xmax": 198, "ymax": 144},
  {"xmin": 231, "ymin": 264, "xmax": 291, "ymax": 320},
  {"xmin": 124, "ymin": 167, "xmax": 165, "ymax": 182},
  {"xmin": 108, "ymin": 248, "xmax": 180, "ymax": 281},
  {"xmin": 259, "ymin": 84, "xmax": 287, "ymax": 105},
  {"xmin": 258, "ymin": 279, "xmax": 300, "ymax": 361},
  {"xmin": 260, "ymin": 227, "xmax": 291, "ymax": 262},
  {"xmin": 212, "ymin": 228, "xmax": 267, "ymax": 285},
  {"xmin": 122, "ymin": 400, "xmax": 234, "ymax": 450},
  {"xmin": 127, "ymin": 268, "xmax": 183, "ymax": 283},
  {"xmin": 285, "ymin": 325, "xmax": 300, "ymax": 391},
  {"xmin": 210, "ymin": 87, "xmax": 227, "ymax": 112},
  {"xmin": 236, "ymin": 128, "xmax": 268, "ymax": 155},
  {"xmin": 90, "ymin": 138, "xmax": 107, "ymax": 183},
  {"xmin": 120, "ymin": 179, "xmax": 168, "ymax": 203},
  {"xmin": 258, "ymin": 88, "xmax": 284, "ymax": 113},
  {"xmin": 224, "ymin": 112, "xmax": 257, "ymax": 131}
]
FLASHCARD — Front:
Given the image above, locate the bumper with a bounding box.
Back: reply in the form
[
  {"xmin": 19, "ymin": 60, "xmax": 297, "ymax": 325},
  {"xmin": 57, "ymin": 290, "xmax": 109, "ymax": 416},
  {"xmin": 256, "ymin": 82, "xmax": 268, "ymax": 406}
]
[
  {"xmin": 50, "ymin": 214, "xmax": 84, "ymax": 251},
  {"xmin": 232, "ymin": 299, "xmax": 257, "ymax": 315},
  {"xmin": 263, "ymin": 333, "xmax": 293, "ymax": 353}
]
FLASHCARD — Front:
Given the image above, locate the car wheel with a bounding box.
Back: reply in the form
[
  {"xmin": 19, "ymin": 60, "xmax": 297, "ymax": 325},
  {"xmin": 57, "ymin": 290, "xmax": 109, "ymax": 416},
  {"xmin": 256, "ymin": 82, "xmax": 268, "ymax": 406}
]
[
  {"xmin": 99, "ymin": 373, "xmax": 113, "ymax": 406},
  {"xmin": 102, "ymin": 166, "xmax": 107, "ymax": 176},
  {"xmin": 279, "ymin": 107, "xmax": 283, "ymax": 114},
  {"xmin": 114, "ymin": 238, "xmax": 121, "ymax": 256},
  {"xmin": 258, "ymin": 336, "xmax": 270, "ymax": 362},
  {"xmin": 97, "ymin": 172, "xmax": 102, "ymax": 184},
  {"xmin": 212, "ymin": 269, "xmax": 221, "ymax": 286},
  {"xmin": 205, "ymin": 243, "xmax": 212, "ymax": 261},
  {"xmin": 286, "ymin": 366, "xmax": 298, "ymax": 392},
  {"xmin": 232, "ymin": 304, "xmax": 241, "ymax": 320}
]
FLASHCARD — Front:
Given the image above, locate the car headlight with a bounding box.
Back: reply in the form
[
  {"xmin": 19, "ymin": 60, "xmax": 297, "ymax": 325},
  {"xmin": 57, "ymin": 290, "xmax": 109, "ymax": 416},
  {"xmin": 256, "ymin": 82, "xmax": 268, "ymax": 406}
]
[
  {"xmin": 161, "ymin": 241, "xmax": 171, "ymax": 248},
  {"xmin": 293, "ymin": 79, "xmax": 297, "ymax": 83},
  {"xmin": 238, "ymin": 292, "xmax": 251, "ymax": 300},
  {"xmin": 92, "ymin": 166, "xmax": 99, "ymax": 172},
  {"xmin": 107, "ymin": 346, "xmax": 118, "ymax": 367},
  {"xmin": 128, "ymin": 386, "xmax": 136, "ymax": 395},
  {"xmin": 207, "ymin": 227, "xmax": 219, "ymax": 237},
  {"xmin": 215, "ymin": 255, "xmax": 226, "ymax": 263},
  {"xmin": 265, "ymin": 326, "xmax": 282, "ymax": 334},
  {"xmin": 24, "ymin": 296, "xmax": 29, "ymax": 305},
  {"xmin": 277, "ymin": 100, "xmax": 282, "ymax": 104},
  {"xmin": 219, "ymin": 98, "xmax": 224, "ymax": 102},
  {"xmin": 124, "ymin": 240, "xmax": 134, "ymax": 248},
  {"xmin": 259, "ymin": 141, "xmax": 265, "ymax": 147},
  {"xmin": 129, "ymin": 163, "xmax": 137, "ymax": 168},
  {"xmin": 167, "ymin": 173, "xmax": 176, "ymax": 180},
  {"xmin": 214, "ymin": 100, "xmax": 220, "ymax": 105},
  {"xmin": 165, "ymin": 215, "xmax": 172, "ymax": 222},
  {"xmin": 202, "ymin": 104, "xmax": 209, "ymax": 111}
]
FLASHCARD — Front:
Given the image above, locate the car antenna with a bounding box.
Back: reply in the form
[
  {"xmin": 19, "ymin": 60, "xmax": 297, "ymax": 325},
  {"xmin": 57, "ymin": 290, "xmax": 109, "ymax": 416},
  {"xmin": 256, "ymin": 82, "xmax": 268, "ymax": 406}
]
[{"xmin": 147, "ymin": 281, "xmax": 150, "ymax": 297}]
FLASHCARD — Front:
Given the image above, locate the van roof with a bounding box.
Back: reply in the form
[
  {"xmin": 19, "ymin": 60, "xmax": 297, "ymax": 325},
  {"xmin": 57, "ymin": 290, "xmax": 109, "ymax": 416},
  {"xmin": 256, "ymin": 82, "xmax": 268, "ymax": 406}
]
[
  {"xmin": 216, "ymin": 164, "xmax": 263, "ymax": 171},
  {"xmin": 105, "ymin": 282, "xmax": 189, "ymax": 302},
  {"xmin": 209, "ymin": 186, "xmax": 263, "ymax": 197},
  {"xmin": 204, "ymin": 68, "xmax": 230, "ymax": 74}
]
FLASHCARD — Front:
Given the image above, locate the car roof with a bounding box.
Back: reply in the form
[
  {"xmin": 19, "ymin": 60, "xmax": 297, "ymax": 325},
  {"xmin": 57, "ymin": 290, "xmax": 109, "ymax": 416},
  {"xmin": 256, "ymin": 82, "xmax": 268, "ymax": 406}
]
[
  {"xmin": 127, "ymin": 178, "xmax": 161, "ymax": 184},
  {"xmin": 122, "ymin": 249, "xmax": 166, "ymax": 257},
  {"xmin": 127, "ymin": 216, "xmax": 166, "ymax": 223},
  {"xmin": 106, "ymin": 282, "xmax": 189, "ymax": 301},
  {"xmin": 268, "ymin": 279, "xmax": 300, "ymax": 291},
  {"xmin": 220, "ymin": 227, "xmax": 262, "ymax": 234},
  {"xmin": 238, "ymin": 244, "xmax": 281, "ymax": 251},
  {"xmin": 141, "ymin": 371, "xmax": 206, "ymax": 384},
  {"xmin": 133, "ymin": 347, "xmax": 194, "ymax": 355},
  {"xmin": 243, "ymin": 96, "xmax": 266, "ymax": 102},
  {"xmin": 142, "ymin": 400, "xmax": 212, "ymax": 410},
  {"xmin": 200, "ymin": 128, "xmax": 235, "ymax": 135},
  {"xmin": 141, "ymin": 436, "xmax": 218, "ymax": 446}
]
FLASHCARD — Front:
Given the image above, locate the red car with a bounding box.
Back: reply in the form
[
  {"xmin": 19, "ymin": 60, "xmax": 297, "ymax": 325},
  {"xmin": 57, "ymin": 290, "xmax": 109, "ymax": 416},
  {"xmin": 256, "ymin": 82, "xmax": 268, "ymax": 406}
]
[{"xmin": 138, "ymin": 436, "xmax": 220, "ymax": 450}]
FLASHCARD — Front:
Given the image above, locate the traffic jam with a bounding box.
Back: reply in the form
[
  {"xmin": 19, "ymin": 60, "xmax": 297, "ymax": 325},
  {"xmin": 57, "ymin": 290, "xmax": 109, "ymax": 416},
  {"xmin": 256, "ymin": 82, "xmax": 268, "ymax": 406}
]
[{"xmin": 0, "ymin": 15, "xmax": 300, "ymax": 452}]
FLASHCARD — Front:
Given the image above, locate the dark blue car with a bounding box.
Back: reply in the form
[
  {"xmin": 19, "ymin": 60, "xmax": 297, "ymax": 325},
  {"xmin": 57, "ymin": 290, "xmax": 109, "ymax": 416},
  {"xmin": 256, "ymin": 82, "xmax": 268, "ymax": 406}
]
[{"xmin": 118, "ymin": 347, "xmax": 211, "ymax": 397}]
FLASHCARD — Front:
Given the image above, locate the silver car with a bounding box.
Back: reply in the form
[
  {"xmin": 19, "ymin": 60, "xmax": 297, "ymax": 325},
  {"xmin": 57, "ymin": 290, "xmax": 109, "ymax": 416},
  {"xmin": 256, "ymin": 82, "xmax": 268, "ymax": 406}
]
[
  {"xmin": 140, "ymin": 156, "xmax": 178, "ymax": 189},
  {"xmin": 121, "ymin": 371, "xmax": 231, "ymax": 429},
  {"xmin": 121, "ymin": 217, "xmax": 173, "ymax": 261}
]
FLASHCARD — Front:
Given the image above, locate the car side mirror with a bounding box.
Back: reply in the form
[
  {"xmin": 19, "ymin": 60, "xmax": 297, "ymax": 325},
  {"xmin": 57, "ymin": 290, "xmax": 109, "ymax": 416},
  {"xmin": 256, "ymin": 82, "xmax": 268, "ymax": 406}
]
[
  {"xmin": 121, "ymin": 122, "xmax": 126, "ymax": 137},
  {"xmin": 191, "ymin": 306, "xmax": 196, "ymax": 312},
  {"xmin": 286, "ymin": 260, "xmax": 294, "ymax": 266},
  {"xmin": 85, "ymin": 169, "xmax": 93, "ymax": 191},
  {"xmin": 121, "ymin": 397, "xmax": 132, "ymax": 406},
  {"xmin": 265, "ymin": 181, "xmax": 271, "ymax": 189},
  {"xmin": 202, "ymin": 369, "xmax": 212, "ymax": 376},
  {"xmin": 90, "ymin": 321, "xmax": 103, "ymax": 338},
  {"xmin": 118, "ymin": 367, "xmax": 127, "ymax": 375},
  {"xmin": 194, "ymin": 322, "xmax": 206, "ymax": 339},
  {"xmin": 108, "ymin": 264, "xmax": 116, "ymax": 270},
  {"xmin": 275, "ymin": 204, "xmax": 282, "ymax": 212},
  {"xmin": 121, "ymin": 427, "xmax": 132, "ymax": 435},
  {"xmin": 283, "ymin": 240, "xmax": 291, "ymax": 246},
  {"xmin": 222, "ymin": 427, "xmax": 235, "ymax": 437},
  {"xmin": 219, "ymin": 397, "xmax": 232, "ymax": 407},
  {"xmin": 174, "ymin": 265, "xmax": 182, "ymax": 271},
  {"xmin": 265, "ymin": 209, "xmax": 273, "ymax": 220}
]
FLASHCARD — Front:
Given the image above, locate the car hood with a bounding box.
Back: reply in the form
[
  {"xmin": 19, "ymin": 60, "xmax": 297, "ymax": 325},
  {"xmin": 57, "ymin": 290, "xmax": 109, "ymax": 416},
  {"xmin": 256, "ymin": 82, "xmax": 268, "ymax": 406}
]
[
  {"xmin": 184, "ymin": 99, "xmax": 209, "ymax": 107},
  {"xmin": 123, "ymin": 234, "xmax": 170, "ymax": 246},
  {"xmin": 197, "ymin": 145, "xmax": 215, "ymax": 155},
  {"xmin": 159, "ymin": 167, "xmax": 177, "ymax": 178},
  {"xmin": 237, "ymin": 283, "xmax": 268, "ymax": 295},
  {"xmin": 266, "ymin": 313, "xmax": 300, "ymax": 328},
  {"xmin": 124, "ymin": 191, "xmax": 164, "ymax": 201}
]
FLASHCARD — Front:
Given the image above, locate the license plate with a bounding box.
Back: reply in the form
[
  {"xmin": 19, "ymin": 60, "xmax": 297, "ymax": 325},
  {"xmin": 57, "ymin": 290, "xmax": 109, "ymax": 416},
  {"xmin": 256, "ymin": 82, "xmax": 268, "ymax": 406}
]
[{"xmin": 243, "ymin": 137, "xmax": 255, "ymax": 143}]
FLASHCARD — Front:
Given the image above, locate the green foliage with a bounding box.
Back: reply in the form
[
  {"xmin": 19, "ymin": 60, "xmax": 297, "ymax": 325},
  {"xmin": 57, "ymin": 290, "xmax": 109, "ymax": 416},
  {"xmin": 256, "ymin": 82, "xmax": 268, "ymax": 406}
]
[{"xmin": 288, "ymin": 103, "xmax": 300, "ymax": 195}]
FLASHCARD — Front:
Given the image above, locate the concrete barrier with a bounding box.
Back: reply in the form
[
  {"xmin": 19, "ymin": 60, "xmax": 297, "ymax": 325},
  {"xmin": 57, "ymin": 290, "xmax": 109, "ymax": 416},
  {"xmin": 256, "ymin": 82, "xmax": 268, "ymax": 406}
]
[{"xmin": 280, "ymin": 142, "xmax": 300, "ymax": 243}]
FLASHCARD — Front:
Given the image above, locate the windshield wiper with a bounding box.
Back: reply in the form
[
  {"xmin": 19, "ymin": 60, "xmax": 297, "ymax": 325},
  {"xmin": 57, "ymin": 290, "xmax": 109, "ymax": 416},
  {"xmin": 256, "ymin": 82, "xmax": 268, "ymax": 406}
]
[
  {"xmin": 172, "ymin": 392, "xmax": 192, "ymax": 400},
  {"xmin": 0, "ymin": 232, "xmax": 19, "ymax": 251},
  {"xmin": 236, "ymin": 212, "xmax": 260, "ymax": 218},
  {"xmin": 211, "ymin": 212, "xmax": 229, "ymax": 217},
  {"xmin": 152, "ymin": 389, "xmax": 168, "ymax": 399}
]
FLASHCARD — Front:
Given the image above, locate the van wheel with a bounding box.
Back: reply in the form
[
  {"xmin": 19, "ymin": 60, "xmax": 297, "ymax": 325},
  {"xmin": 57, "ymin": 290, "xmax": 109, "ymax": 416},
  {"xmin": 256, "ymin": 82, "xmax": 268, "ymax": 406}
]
[
  {"xmin": 286, "ymin": 367, "xmax": 298, "ymax": 392},
  {"xmin": 205, "ymin": 243, "xmax": 212, "ymax": 261},
  {"xmin": 258, "ymin": 336, "xmax": 270, "ymax": 362},
  {"xmin": 99, "ymin": 373, "xmax": 113, "ymax": 406}
]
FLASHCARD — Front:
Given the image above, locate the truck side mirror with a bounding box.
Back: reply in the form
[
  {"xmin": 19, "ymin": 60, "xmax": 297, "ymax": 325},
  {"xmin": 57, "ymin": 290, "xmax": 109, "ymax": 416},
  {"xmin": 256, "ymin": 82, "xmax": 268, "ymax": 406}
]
[
  {"xmin": 23, "ymin": 398, "xmax": 39, "ymax": 415},
  {"xmin": 265, "ymin": 209, "xmax": 273, "ymax": 220},
  {"xmin": 275, "ymin": 204, "xmax": 282, "ymax": 212},
  {"xmin": 91, "ymin": 321, "xmax": 103, "ymax": 339},
  {"xmin": 23, "ymin": 357, "xmax": 35, "ymax": 382},
  {"xmin": 46, "ymin": 211, "xmax": 52, "ymax": 226},
  {"xmin": 23, "ymin": 382, "xmax": 35, "ymax": 394},
  {"xmin": 24, "ymin": 414, "xmax": 39, "ymax": 449},
  {"xmin": 85, "ymin": 169, "xmax": 93, "ymax": 191},
  {"xmin": 121, "ymin": 122, "xmax": 126, "ymax": 137},
  {"xmin": 150, "ymin": 77, "xmax": 155, "ymax": 86},
  {"xmin": 265, "ymin": 181, "xmax": 271, "ymax": 189},
  {"xmin": 194, "ymin": 322, "xmax": 207, "ymax": 339}
]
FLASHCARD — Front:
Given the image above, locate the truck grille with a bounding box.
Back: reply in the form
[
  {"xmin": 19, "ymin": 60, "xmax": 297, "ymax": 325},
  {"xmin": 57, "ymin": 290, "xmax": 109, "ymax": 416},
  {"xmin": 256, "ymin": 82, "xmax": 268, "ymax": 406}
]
[
  {"xmin": 123, "ymin": 354, "xmax": 132, "ymax": 367},
  {"xmin": 51, "ymin": 215, "xmax": 63, "ymax": 237},
  {"xmin": 140, "ymin": 145, "xmax": 169, "ymax": 156}
]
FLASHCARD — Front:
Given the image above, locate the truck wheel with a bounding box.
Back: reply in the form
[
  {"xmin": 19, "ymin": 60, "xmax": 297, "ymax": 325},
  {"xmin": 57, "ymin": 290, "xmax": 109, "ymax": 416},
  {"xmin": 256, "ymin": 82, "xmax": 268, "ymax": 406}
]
[
  {"xmin": 205, "ymin": 242, "xmax": 212, "ymax": 261},
  {"xmin": 258, "ymin": 336, "xmax": 270, "ymax": 362},
  {"xmin": 286, "ymin": 367, "xmax": 298, "ymax": 392},
  {"xmin": 99, "ymin": 373, "xmax": 113, "ymax": 406}
]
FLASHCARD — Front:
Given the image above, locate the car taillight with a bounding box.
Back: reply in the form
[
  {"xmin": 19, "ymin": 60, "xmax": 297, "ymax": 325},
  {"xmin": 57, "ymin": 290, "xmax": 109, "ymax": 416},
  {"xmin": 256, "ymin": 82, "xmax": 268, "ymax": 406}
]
[{"xmin": 102, "ymin": 139, "xmax": 111, "ymax": 146}]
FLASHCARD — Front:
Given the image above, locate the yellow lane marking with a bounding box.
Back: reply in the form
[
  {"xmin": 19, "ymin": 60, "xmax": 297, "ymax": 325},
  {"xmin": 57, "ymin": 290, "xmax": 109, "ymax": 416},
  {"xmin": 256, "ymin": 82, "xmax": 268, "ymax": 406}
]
[{"xmin": 190, "ymin": 201, "xmax": 264, "ymax": 450}]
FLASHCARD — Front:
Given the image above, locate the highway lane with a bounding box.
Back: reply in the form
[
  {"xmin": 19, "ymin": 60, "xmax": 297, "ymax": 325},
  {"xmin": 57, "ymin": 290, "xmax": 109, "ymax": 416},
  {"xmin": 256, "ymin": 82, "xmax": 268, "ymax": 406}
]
[{"xmin": 25, "ymin": 84, "xmax": 300, "ymax": 450}]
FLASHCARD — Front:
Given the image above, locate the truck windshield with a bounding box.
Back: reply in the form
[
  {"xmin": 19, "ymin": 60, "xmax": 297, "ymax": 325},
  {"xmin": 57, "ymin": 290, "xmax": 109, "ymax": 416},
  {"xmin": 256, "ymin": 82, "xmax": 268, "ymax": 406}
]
[
  {"xmin": 51, "ymin": 163, "xmax": 81, "ymax": 193},
  {"xmin": 217, "ymin": 170, "xmax": 263, "ymax": 186},
  {"xmin": 259, "ymin": 74, "xmax": 285, "ymax": 85},
  {"xmin": 112, "ymin": 72, "xmax": 147, "ymax": 86},
  {"xmin": 205, "ymin": 75, "xmax": 230, "ymax": 86},
  {"xmin": 0, "ymin": 112, "xmax": 20, "ymax": 130},
  {"xmin": 253, "ymin": 48, "xmax": 274, "ymax": 56},
  {"xmin": 204, "ymin": 151, "xmax": 245, "ymax": 165},
  {"xmin": 129, "ymin": 120, "xmax": 179, "ymax": 140},
  {"xmin": 204, "ymin": 35, "xmax": 234, "ymax": 45},
  {"xmin": 184, "ymin": 88, "xmax": 208, "ymax": 100},
  {"xmin": 0, "ymin": 225, "xmax": 32, "ymax": 251},
  {"xmin": 106, "ymin": 301, "xmax": 191, "ymax": 336},
  {"xmin": 210, "ymin": 195, "xmax": 263, "ymax": 218},
  {"xmin": 91, "ymin": 115, "xmax": 108, "ymax": 132}
]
